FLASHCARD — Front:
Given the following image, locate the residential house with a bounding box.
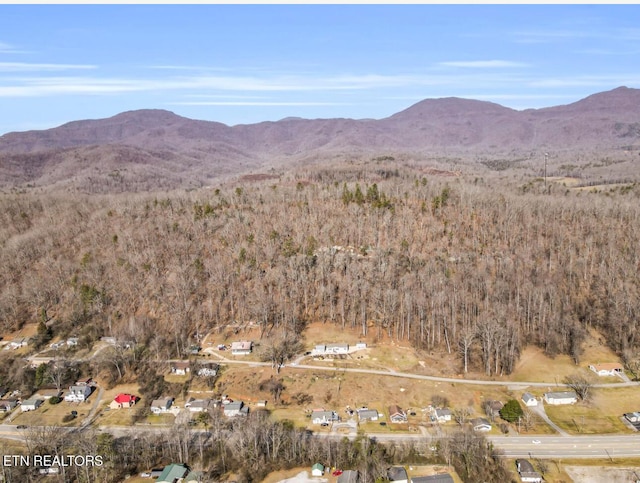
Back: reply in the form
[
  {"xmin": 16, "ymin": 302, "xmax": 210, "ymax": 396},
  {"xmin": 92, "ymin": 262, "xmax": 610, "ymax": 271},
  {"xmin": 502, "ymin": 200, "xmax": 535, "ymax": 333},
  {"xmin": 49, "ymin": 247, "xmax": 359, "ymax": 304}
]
[
  {"xmin": 9, "ymin": 337, "xmax": 28, "ymax": 349},
  {"xmin": 156, "ymin": 463, "xmax": 189, "ymax": 483},
  {"xmin": 196, "ymin": 362, "xmax": 219, "ymax": 377},
  {"xmin": 66, "ymin": 337, "xmax": 79, "ymax": 347},
  {"xmin": 0, "ymin": 399, "xmax": 18, "ymax": 413},
  {"xmin": 311, "ymin": 409, "xmax": 338, "ymax": 425},
  {"xmin": 388, "ymin": 405, "xmax": 408, "ymax": 423},
  {"xmin": 171, "ymin": 361, "xmax": 191, "ymax": 375},
  {"xmin": 411, "ymin": 475, "xmax": 454, "ymax": 483},
  {"xmin": 231, "ymin": 341, "xmax": 252, "ymax": 355},
  {"xmin": 150, "ymin": 397, "xmax": 173, "ymax": 414},
  {"xmin": 522, "ymin": 393, "xmax": 538, "ymax": 407},
  {"xmin": 471, "ymin": 417, "xmax": 492, "ymax": 432},
  {"xmin": 110, "ymin": 393, "xmax": 138, "ymax": 409},
  {"xmin": 435, "ymin": 408, "xmax": 452, "ymax": 422},
  {"xmin": 185, "ymin": 398, "xmax": 217, "ymax": 413},
  {"xmin": 515, "ymin": 459, "xmax": 542, "ymax": 483},
  {"xmin": 486, "ymin": 400, "xmax": 504, "ymax": 412},
  {"xmin": 21, "ymin": 398, "xmax": 44, "ymax": 412},
  {"xmin": 387, "ymin": 466, "xmax": 409, "ymax": 483},
  {"xmin": 543, "ymin": 391, "xmax": 578, "ymax": 405},
  {"xmin": 75, "ymin": 377, "xmax": 92, "ymax": 386},
  {"xmin": 223, "ymin": 401, "xmax": 249, "ymax": 417},
  {"xmin": 326, "ymin": 343, "xmax": 349, "ymax": 354},
  {"xmin": 64, "ymin": 385, "xmax": 92, "ymax": 402},
  {"xmin": 311, "ymin": 463, "xmax": 325, "ymax": 477},
  {"xmin": 337, "ymin": 470, "xmax": 359, "ymax": 483},
  {"xmin": 589, "ymin": 363, "xmax": 624, "ymax": 377},
  {"xmin": 624, "ymin": 412, "xmax": 640, "ymax": 423},
  {"xmin": 357, "ymin": 409, "xmax": 379, "ymax": 422}
]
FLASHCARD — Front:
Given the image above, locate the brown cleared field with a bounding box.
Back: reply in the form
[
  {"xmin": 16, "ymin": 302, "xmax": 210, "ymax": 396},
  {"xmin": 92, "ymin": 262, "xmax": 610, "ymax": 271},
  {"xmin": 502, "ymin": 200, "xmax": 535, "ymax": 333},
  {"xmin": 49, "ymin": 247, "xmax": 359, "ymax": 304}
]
[
  {"xmin": 545, "ymin": 386, "xmax": 640, "ymax": 435},
  {"xmin": 510, "ymin": 331, "xmax": 622, "ymax": 384}
]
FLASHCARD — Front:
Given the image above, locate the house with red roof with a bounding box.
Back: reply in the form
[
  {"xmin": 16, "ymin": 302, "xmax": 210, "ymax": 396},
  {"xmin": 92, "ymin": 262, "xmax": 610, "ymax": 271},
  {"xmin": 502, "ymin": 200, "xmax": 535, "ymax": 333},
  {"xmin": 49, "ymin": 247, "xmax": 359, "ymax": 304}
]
[{"xmin": 109, "ymin": 393, "xmax": 139, "ymax": 409}]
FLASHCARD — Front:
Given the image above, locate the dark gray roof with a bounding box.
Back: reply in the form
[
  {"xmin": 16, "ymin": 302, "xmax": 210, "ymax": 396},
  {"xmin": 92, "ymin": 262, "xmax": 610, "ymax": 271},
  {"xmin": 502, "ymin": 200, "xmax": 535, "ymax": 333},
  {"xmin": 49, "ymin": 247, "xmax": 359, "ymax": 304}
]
[{"xmin": 387, "ymin": 466, "xmax": 408, "ymax": 482}]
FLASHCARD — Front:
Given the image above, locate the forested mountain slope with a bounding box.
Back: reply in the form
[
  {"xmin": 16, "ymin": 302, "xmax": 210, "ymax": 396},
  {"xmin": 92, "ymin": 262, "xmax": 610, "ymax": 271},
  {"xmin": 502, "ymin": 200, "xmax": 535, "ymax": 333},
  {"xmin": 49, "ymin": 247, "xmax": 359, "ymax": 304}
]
[{"xmin": 2, "ymin": 166, "xmax": 639, "ymax": 378}]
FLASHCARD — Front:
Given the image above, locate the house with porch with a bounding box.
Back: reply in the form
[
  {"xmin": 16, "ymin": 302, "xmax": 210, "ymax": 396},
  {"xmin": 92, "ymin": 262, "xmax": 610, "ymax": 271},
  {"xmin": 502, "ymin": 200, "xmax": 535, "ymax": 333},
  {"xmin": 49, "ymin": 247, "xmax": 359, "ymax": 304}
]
[
  {"xmin": 110, "ymin": 393, "xmax": 138, "ymax": 409},
  {"xmin": 64, "ymin": 385, "xmax": 92, "ymax": 402},
  {"xmin": 388, "ymin": 405, "xmax": 407, "ymax": 423},
  {"xmin": 589, "ymin": 362, "xmax": 624, "ymax": 377},
  {"xmin": 150, "ymin": 397, "xmax": 173, "ymax": 414},
  {"xmin": 543, "ymin": 391, "xmax": 578, "ymax": 405},
  {"xmin": 231, "ymin": 341, "xmax": 252, "ymax": 355}
]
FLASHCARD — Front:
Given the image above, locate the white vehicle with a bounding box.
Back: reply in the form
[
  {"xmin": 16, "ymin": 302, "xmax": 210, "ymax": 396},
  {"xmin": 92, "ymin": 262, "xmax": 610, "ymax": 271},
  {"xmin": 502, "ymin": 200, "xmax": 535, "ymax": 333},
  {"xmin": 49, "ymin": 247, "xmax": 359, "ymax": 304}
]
[{"xmin": 532, "ymin": 439, "xmax": 541, "ymax": 444}]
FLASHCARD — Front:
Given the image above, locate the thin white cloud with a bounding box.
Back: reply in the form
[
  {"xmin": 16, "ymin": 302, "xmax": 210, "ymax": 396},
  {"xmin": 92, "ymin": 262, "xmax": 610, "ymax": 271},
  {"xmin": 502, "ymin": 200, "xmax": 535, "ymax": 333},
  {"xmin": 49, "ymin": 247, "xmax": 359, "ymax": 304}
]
[
  {"xmin": 438, "ymin": 60, "xmax": 529, "ymax": 68},
  {"xmin": 512, "ymin": 29, "xmax": 592, "ymax": 44},
  {"xmin": 528, "ymin": 76, "xmax": 640, "ymax": 88},
  {"xmin": 0, "ymin": 62, "xmax": 97, "ymax": 72},
  {"xmin": 169, "ymin": 101, "xmax": 351, "ymax": 107}
]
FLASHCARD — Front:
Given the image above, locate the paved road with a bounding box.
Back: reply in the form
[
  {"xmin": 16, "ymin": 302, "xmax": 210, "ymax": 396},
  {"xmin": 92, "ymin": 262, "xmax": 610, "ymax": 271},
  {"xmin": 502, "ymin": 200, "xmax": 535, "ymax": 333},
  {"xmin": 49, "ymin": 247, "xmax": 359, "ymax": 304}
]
[
  {"xmin": 203, "ymin": 352, "xmax": 640, "ymax": 389},
  {"xmin": 1, "ymin": 423, "xmax": 638, "ymax": 459},
  {"xmin": 488, "ymin": 434, "xmax": 640, "ymax": 458}
]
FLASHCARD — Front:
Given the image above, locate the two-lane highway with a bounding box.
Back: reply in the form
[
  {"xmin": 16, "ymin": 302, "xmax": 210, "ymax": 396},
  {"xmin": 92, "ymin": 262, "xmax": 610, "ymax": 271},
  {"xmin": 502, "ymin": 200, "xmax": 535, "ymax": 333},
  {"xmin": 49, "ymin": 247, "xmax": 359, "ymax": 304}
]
[{"xmin": 488, "ymin": 434, "xmax": 640, "ymax": 458}]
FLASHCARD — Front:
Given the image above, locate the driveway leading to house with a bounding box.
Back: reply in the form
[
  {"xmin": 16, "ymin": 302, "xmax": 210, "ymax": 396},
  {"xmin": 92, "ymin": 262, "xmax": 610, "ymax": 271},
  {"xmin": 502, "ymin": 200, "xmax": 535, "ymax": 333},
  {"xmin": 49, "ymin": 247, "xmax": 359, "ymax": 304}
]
[{"xmin": 531, "ymin": 403, "xmax": 569, "ymax": 436}]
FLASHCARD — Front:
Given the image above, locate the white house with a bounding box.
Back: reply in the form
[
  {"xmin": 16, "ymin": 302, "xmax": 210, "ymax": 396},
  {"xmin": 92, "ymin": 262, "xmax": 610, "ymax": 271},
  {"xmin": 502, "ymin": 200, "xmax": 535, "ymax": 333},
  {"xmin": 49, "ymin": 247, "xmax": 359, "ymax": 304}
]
[
  {"xmin": 9, "ymin": 337, "xmax": 28, "ymax": 349},
  {"xmin": 471, "ymin": 417, "xmax": 492, "ymax": 432},
  {"xmin": 185, "ymin": 398, "xmax": 217, "ymax": 413},
  {"xmin": 170, "ymin": 361, "xmax": 190, "ymax": 375},
  {"xmin": 64, "ymin": 385, "xmax": 92, "ymax": 402},
  {"xmin": 311, "ymin": 409, "xmax": 338, "ymax": 424},
  {"xmin": 223, "ymin": 401, "xmax": 248, "ymax": 417},
  {"xmin": 589, "ymin": 363, "xmax": 624, "ymax": 377},
  {"xmin": 544, "ymin": 391, "xmax": 578, "ymax": 405},
  {"xmin": 21, "ymin": 398, "xmax": 44, "ymax": 412},
  {"xmin": 515, "ymin": 459, "xmax": 542, "ymax": 483},
  {"xmin": 150, "ymin": 397, "xmax": 173, "ymax": 414},
  {"xmin": 231, "ymin": 341, "xmax": 252, "ymax": 355},
  {"xmin": 624, "ymin": 412, "xmax": 640, "ymax": 423},
  {"xmin": 435, "ymin": 408, "xmax": 452, "ymax": 422},
  {"xmin": 522, "ymin": 392, "xmax": 538, "ymax": 407},
  {"xmin": 357, "ymin": 409, "xmax": 379, "ymax": 422}
]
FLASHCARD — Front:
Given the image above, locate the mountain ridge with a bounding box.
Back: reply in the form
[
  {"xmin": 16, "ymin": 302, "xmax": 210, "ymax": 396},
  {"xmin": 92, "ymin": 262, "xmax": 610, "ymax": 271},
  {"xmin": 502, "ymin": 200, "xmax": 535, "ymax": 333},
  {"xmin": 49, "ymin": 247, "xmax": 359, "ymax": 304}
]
[{"xmin": 1, "ymin": 86, "xmax": 639, "ymax": 192}]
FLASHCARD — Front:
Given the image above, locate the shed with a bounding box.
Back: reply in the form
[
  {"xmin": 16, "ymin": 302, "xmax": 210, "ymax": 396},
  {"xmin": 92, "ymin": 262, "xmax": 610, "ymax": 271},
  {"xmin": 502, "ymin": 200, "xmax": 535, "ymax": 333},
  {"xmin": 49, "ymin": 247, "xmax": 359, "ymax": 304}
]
[{"xmin": 311, "ymin": 463, "xmax": 324, "ymax": 477}]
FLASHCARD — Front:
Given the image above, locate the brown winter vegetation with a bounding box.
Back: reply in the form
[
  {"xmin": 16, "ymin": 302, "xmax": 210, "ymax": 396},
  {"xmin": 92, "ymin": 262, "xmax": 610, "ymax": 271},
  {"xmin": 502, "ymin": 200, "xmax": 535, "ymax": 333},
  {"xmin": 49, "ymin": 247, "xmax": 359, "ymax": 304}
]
[{"xmin": 1, "ymin": 87, "xmax": 640, "ymax": 482}]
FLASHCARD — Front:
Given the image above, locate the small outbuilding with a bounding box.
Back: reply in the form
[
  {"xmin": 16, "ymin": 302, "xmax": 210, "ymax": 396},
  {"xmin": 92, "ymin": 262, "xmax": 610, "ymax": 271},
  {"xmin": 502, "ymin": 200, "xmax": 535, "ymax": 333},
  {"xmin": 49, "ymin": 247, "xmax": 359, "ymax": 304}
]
[{"xmin": 311, "ymin": 463, "xmax": 325, "ymax": 477}]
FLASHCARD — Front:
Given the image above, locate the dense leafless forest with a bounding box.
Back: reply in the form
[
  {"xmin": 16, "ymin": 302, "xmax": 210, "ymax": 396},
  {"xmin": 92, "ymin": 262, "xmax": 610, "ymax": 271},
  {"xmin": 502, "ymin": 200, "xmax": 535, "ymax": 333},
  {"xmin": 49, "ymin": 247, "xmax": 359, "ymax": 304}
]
[{"xmin": 2, "ymin": 163, "xmax": 640, "ymax": 378}]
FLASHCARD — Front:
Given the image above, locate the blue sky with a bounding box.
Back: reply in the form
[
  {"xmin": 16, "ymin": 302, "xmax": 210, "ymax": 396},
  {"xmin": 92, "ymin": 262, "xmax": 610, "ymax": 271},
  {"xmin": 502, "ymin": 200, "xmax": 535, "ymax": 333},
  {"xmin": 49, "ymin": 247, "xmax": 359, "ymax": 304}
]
[{"xmin": 1, "ymin": 4, "xmax": 640, "ymax": 134}]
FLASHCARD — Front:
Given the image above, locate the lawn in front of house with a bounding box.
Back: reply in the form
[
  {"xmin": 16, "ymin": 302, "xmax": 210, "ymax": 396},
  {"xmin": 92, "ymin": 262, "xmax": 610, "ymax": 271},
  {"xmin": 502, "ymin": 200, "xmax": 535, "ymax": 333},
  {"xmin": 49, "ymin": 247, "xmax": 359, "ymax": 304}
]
[{"xmin": 11, "ymin": 399, "xmax": 89, "ymax": 427}]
